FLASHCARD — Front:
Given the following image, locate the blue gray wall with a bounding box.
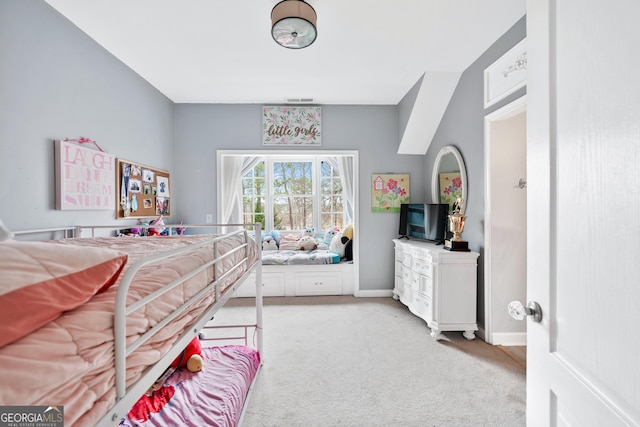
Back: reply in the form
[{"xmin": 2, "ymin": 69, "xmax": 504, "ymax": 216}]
[
  {"xmin": 1, "ymin": 0, "xmax": 525, "ymax": 295},
  {"xmin": 423, "ymin": 16, "xmax": 526, "ymax": 325},
  {"xmin": 174, "ymin": 104, "xmax": 427, "ymax": 291},
  {"xmin": 0, "ymin": 1, "xmax": 175, "ymax": 230}
]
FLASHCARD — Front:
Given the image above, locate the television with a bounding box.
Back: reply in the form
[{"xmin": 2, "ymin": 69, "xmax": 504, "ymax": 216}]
[{"xmin": 399, "ymin": 203, "xmax": 449, "ymax": 244}]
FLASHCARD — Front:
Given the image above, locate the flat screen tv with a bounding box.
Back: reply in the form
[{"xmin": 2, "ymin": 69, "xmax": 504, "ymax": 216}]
[{"xmin": 399, "ymin": 203, "xmax": 449, "ymax": 244}]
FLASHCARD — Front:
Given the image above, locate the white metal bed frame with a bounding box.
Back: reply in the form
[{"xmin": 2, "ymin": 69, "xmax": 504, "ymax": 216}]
[{"xmin": 14, "ymin": 223, "xmax": 263, "ymax": 427}]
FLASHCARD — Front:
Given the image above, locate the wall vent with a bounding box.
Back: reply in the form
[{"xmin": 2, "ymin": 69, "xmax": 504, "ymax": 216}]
[{"xmin": 285, "ymin": 97, "xmax": 314, "ymax": 104}]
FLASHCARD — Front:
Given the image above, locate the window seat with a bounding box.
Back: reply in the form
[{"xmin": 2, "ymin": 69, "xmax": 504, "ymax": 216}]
[{"xmin": 233, "ymin": 262, "xmax": 355, "ymax": 297}]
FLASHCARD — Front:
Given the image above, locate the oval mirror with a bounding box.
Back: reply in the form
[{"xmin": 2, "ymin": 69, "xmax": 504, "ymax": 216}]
[{"xmin": 431, "ymin": 145, "xmax": 467, "ymax": 214}]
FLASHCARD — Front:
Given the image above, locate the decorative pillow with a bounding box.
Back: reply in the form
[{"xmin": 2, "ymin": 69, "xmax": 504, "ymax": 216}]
[
  {"xmin": 0, "ymin": 241, "xmax": 128, "ymax": 347},
  {"xmin": 278, "ymin": 234, "xmax": 301, "ymax": 251}
]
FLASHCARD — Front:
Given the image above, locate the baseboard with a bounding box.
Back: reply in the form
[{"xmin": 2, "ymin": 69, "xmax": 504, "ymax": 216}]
[
  {"xmin": 355, "ymin": 289, "xmax": 394, "ymax": 298},
  {"xmin": 491, "ymin": 332, "xmax": 527, "ymax": 346}
]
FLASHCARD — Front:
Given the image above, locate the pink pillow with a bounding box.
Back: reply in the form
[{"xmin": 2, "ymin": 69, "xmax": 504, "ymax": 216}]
[
  {"xmin": 0, "ymin": 240, "xmax": 128, "ymax": 347},
  {"xmin": 278, "ymin": 234, "xmax": 301, "ymax": 251}
]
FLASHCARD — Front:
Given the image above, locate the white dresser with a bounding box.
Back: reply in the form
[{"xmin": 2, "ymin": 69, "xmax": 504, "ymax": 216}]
[{"xmin": 393, "ymin": 239, "xmax": 480, "ymax": 340}]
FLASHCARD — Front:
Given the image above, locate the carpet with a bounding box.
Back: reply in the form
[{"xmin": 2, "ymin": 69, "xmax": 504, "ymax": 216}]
[{"xmin": 213, "ymin": 296, "xmax": 526, "ymax": 427}]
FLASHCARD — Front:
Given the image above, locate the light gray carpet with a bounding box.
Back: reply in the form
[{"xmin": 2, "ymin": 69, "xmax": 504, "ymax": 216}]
[{"xmin": 214, "ymin": 296, "xmax": 525, "ymax": 427}]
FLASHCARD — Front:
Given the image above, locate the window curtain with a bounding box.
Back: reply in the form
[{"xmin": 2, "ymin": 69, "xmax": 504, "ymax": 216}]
[
  {"xmin": 325, "ymin": 156, "xmax": 354, "ymax": 226},
  {"xmin": 221, "ymin": 156, "xmax": 262, "ymax": 224}
]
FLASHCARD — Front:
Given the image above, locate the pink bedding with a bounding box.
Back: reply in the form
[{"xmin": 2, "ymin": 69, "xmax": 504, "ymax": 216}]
[
  {"xmin": 0, "ymin": 234, "xmax": 258, "ymax": 427},
  {"xmin": 120, "ymin": 345, "xmax": 260, "ymax": 427}
]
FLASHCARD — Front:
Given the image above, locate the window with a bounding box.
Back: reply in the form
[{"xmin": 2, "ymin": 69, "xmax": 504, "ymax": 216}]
[{"xmin": 242, "ymin": 156, "xmax": 344, "ymax": 232}]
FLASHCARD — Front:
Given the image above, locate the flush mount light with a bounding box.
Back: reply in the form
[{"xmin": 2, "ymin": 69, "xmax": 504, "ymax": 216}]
[{"xmin": 271, "ymin": 0, "xmax": 317, "ymax": 49}]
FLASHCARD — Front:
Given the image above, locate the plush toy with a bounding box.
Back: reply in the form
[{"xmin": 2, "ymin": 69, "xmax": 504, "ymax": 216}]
[
  {"xmin": 171, "ymin": 337, "xmax": 203, "ymax": 373},
  {"xmin": 324, "ymin": 226, "xmax": 340, "ymax": 245},
  {"xmin": 342, "ymin": 224, "xmax": 354, "ymax": 261},
  {"xmin": 297, "ymin": 235, "xmax": 318, "ymax": 251},
  {"xmin": 148, "ymin": 215, "xmax": 166, "ymax": 236},
  {"xmin": 302, "ymin": 227, "xmax": 315, "ymax": 237},
  {"xmin": 262, "ymin": 236, "xmax": 278, "ymax": 251},
  {"xmin": 329, "ymin": 232, "xmax": 347, "ymax": 258}
]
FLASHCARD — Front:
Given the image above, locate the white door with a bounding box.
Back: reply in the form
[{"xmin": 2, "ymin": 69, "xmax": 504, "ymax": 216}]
[{"xmin": 526, "ymin": 0, "xmax": 640, "ymax": 425}]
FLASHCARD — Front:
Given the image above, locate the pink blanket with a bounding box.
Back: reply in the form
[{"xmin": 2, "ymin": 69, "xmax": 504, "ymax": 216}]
[
  {"xmin": 120, "ymin": 346, "xmax": 260, "ymax": 427},
  {"xmin": 0, "ymin": 234, "xmax": 257, "ymax": 427}
]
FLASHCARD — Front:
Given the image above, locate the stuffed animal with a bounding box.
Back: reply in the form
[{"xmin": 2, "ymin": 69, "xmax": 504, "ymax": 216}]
[
  {"xmin": 262, "ymin": 236, "xmax": 278, "ymax": 251},
  {"xmin": 148, "ymin": 215, "xmax": 166, "ymax": 236},
  {"xmin": 324, "ymin": 226, "xmax": 340, "ymax": 245},
  {"xmin": 302, "ymin": 227, "xmax": 315, "ymax": 237},
  {"xmin": 171, "ymin": 337, "xmax": 203, "ymax": 373},
  {"xmin": 329, "ymin": 232, "xmax": 348, "ymax": 258},
  {"xmin": 342, "ymin": 224, "xmax": 354, "ymax": 261},
  {"xmin": 297, "ymin": 235, "xmax": 318, "ymax": 251}
]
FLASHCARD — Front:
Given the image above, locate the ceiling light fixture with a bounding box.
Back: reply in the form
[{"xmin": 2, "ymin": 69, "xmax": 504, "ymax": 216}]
[{"xmin": 271, "ymin": 0, "xmax": 317, "ymax": 49}]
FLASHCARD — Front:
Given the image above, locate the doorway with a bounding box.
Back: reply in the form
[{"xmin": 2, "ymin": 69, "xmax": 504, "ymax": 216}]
[{"xmin": 483, "ymin": 95, "xmax": 527, "ymax": 346}]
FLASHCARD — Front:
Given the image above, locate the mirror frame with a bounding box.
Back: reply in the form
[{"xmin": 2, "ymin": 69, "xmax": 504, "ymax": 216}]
[{"xmin": 431, "ymin": 145, "xmax": 468, "ymax": 214}]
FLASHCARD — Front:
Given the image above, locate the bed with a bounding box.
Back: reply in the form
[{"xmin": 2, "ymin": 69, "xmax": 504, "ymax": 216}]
[{"xmin": 0, "ymin": 222, "xmax": 263, "ymax": 427}]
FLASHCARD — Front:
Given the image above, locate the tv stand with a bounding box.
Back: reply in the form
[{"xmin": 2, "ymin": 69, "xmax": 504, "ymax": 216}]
[{"xmin": 392, "ymin": 239, "xmax": 479, "ymax": 340}]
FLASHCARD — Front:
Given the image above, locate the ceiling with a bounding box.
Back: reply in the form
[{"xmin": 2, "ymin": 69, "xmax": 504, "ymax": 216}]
[{"xmin": 44, "ymin": 0, "xmax": 525, "ymax": 105}]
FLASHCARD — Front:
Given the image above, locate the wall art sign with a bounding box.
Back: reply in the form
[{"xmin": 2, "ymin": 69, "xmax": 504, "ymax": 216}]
[
  {"xmin": 262, "ymin": 106, "xmax": 321, "ymax": 145},
  {"xmin": 371, "ymin": 174, "xmax": 410, "ymax": 212},
  {"xmin": 484, "ymin": 38, "xmax": 527, "ymax": 108},
  {"xmin": 55, "ymin": 140, "xmax": 115, "ymax": 210}
]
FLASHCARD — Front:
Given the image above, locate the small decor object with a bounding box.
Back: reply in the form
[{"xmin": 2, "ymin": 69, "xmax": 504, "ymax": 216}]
[
  {"xmin": 262, "ymin": 106, "xmax": 321, "ymax": 145},
  {"xmin": 371, "ymin": 174, "xmax": 410, "ymax": 212},
  {"xmin": 271, "ymin": 0, "xmax": 317, "ymax": 49},
  {"xmin": 55, "ymin": 139, "xmax": 115, "ymax": 211},
  {"xmin": 444, "ymin": 197, "xmax": 469, "ymax": 252}
]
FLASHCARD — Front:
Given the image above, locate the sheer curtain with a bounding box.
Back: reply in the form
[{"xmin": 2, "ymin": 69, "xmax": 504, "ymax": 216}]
[
  {"xmin": 220, "ymin": 156, "xmax": 262, "ymax": 224},
  {"xmin": 325, "ymin": 156, "xmax": 354, "ymax": 226}
]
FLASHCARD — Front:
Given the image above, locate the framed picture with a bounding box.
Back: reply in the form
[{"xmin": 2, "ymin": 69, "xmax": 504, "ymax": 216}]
[
  {"xmin": 128, "ymin": 179, "xmax": 142, "ymax": 193},
  {"xmin": 54, "ymin": 140, "xmax": 115, "ymax": 211},
  {"xmin": 142, "ymin": 168, "xmax": 155, "ymax": 183},
  {"xmin": 262, "ymin": 106, "xmax": 321, "ymax": 145},
  {"xmin": 156, "ymin": 196, "xmax": 169, "ymax": 215},
  {"xmin": 484, "ymin": 38, "xmax": 527, "ymax": 108},
  {"xmin": 371, "ymin": 174, "xmax": 410, "ymax": 212}
]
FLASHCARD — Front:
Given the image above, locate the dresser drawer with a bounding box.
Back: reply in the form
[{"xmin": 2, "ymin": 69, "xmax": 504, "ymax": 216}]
[
  {"xmin": 414, "ymin": 291, "xmax": 433, "ymax": 321},
  {"xmin": 413, "ymin": 258, "xmax": 432, "ymax": 278},
  {"xmin": 414, "ymin": 273, "xmax": 433, "ymax": 296}
]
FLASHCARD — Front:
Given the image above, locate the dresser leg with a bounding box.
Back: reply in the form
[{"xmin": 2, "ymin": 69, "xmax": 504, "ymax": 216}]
[
  {"xmin": 463, "ymin": 330, "xmax": 476, "ymax": 340},
  {"xmin": 430, "ymin": 329, "xmax": 442, "ymax": 340}
]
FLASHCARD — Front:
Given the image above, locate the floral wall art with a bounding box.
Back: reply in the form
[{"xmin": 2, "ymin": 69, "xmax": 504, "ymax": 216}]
[
  {"xmin": 262, "ymin": 106, "xmax": 321, "ymax": 145},
  {"xmin": 371, "ymin": 174, "xmax": 410, "ymax": 212},
  {"xmin": 439, "ymin": 172, "xmax": 462, "ymax": 210}
]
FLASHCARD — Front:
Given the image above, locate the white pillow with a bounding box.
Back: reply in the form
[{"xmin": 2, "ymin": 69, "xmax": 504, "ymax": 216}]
[{"xmin": 0, "ymin": 219, "xmax": 14, "ymax": 242}]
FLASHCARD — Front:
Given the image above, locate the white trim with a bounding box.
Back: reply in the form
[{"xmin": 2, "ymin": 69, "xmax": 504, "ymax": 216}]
[
  {"xmin": 483, "ymin": 94, "xmax": 527, "ymax": 345},
  {"xmin": 356, "ymin": 289, "xmax": 393, "ymax": 298},
  {"xmin": 217, "ymin": 149, "xmax": 359, "ymax": 295},
  {"xmin": 484, "ymin": 38, "xmax": 527, "ymax": 108},
  {"xmin": 491, "ymin": 332, "xmax": 527, "ymax": 346}
]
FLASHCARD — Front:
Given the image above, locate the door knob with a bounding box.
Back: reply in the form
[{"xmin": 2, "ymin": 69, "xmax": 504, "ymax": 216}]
[{"xmin": 508, "ymin": 300, "xmax": 542, "ymax": 323}]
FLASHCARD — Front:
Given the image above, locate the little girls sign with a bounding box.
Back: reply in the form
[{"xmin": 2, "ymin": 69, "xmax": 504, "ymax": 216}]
[{"xmin": 262, "ymin": 106, "xmax": 321, "ymax": 145}]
